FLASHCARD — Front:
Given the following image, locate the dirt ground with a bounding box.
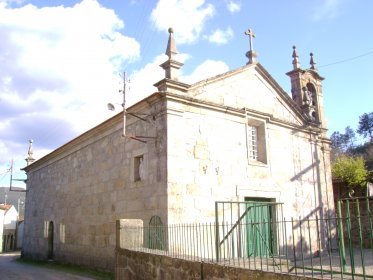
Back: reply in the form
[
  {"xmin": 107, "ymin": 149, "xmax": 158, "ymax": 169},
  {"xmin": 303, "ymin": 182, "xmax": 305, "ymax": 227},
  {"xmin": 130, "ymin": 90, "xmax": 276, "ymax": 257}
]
[{"xmin": 0, "ymin": 251, "xmax": 104, "ymax": 280}]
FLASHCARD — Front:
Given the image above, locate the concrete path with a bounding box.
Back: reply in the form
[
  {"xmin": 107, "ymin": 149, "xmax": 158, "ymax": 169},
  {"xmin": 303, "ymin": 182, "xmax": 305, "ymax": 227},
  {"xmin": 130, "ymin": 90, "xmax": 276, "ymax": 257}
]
[{"xmin": 0, "ymin": 252, "xmax": 100, "ymax": 280}]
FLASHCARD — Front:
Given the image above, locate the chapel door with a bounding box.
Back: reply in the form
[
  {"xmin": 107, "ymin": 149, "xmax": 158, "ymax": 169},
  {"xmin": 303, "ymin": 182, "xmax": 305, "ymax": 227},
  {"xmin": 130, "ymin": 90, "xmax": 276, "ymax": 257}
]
[
  {"xmin": 148, "ymin": 216, "xmax": 164, "ymax": 250},
  {"xmin": 245, "ymin": 197, "xmax": 274, "ymax": 257}
]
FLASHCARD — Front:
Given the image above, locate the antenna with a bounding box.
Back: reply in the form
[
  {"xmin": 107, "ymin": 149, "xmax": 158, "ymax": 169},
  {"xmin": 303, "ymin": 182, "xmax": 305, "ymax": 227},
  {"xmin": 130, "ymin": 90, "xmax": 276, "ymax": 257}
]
[{"xmin": 108, "ymin": 71, "xmax": 156, "ymax": 143}]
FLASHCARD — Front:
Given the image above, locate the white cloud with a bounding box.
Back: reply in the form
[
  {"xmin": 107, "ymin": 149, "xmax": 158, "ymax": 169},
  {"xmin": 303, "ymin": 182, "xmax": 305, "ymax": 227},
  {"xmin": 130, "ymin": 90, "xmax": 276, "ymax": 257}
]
[
  {"xmin": 182, "ymin": 59, "xmax": 229, "ymax": 84},
  {"xmin": 150, "ymin": 0, "xmax": 215, "ymax": 44},
  {"xmin": 206, "ymin": 27, "xmax": 233, "ymax": 45},
  {"xmin": 226, "ymin": 1, "xmax": 241, "ymax": 13},
  {"xmin": 127, "ymin": 54, "xmax": 166, "ymax": 107},
  {"xmin": 0, "ymin": 0, "xmax": 227, "ymax": 176},
  {"xmin": 311, "ymin": 0, "xmax": 341, "ymax": 21},
  {"xmin": 128, "ymin": 54, "xmax": 228, "ymax": 105},
  {"xmin": 126, "ymin": 52, "xmax": 189, "ymax": 104},
  {"xmin": 0, "ymin": 0, "xmax": 25, "ymax": 5},
  {"xmin": 0, "ymin": 0, "xmax": 140, "ymax": 164}
]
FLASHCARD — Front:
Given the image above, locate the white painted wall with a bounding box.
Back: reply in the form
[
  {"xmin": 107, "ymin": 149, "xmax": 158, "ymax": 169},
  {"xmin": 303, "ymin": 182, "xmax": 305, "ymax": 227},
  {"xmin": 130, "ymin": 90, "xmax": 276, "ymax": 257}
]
[
  {"xmin": 3, "ymin": 205, "xmax": 18, "ymax": 230},
  {"xmin": 0, "ymin": 209, "xmax": 4, "ymax": 253}
]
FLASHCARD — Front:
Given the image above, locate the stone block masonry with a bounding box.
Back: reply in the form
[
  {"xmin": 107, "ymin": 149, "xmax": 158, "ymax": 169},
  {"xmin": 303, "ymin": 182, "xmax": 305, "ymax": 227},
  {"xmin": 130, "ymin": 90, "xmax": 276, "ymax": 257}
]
[{"xmin": 115, "ymin": 248, "xmax": 315, "ymax": 280}]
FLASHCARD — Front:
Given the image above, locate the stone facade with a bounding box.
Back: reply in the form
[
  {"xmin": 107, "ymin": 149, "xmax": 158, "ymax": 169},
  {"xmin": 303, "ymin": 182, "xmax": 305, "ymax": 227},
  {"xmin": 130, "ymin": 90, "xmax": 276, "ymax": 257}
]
[
  {"xmin": 22, "ymin": 31, "xmax": 334, "ymax": 272},
  {"xmin": 165, "ymin": 64, "xmax": 333, "ymax": 224},
  {"xmin": 22, "ymin": 95, "xmax": 168, "ymax": 270}
]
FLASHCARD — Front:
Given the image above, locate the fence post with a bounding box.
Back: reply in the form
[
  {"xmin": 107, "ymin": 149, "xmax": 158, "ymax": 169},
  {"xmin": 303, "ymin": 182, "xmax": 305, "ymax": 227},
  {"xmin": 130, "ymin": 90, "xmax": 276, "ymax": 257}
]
[
  {"xmin": 366, "ymin": 197, "xmax": 373, "ymax": 261},
  {"xmin": 356, "ymin": 198, "xmax": 366, "ymax": 277},
  {"xmin": 291, "ymin": 217, "xmax": 297, "ymax": 275},
  {"xmin": 299, "ymin": 216, "xmax": 305, "ymax": 276},
  {"xmin": 346, "ymin": 200, "xmax": 355, "ymax": 276},
  {"xmin": 336, "ymin": 200, "xmax": 346, "ymax": 273},
  {"xmin": 307, "ymin": 218, "xmax": 314, "ymax": 278},
  {"xmin": 315, "ymin": 215, "xmax": 324, "ymax": 277},
  {"xmin": 215, "ymin": 201, "xmax": 220, "ymax": 262}
]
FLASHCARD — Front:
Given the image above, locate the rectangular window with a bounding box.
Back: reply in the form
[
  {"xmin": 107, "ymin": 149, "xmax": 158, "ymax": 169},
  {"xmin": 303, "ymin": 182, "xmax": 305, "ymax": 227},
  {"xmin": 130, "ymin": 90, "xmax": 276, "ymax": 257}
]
[
  {"xmin": 248, "ymin": 126, "xmax": 258, "ymax": 160},
  {"xmin": 134, "ymin": 155, "xmax": 144, "ymax": 182},
  {"xmin": 247, "ymin": 119, "xmax": 267, "ymax": 164}
]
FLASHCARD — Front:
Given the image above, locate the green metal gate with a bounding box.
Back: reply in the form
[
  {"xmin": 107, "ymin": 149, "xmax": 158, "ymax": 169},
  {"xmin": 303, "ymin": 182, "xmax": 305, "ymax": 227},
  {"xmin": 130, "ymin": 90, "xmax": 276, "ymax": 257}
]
[
  {"xmin": 215, "ymin": 200, "xmax": 283, "ymax": 261},
  {"xmin": 245, "ymin": 198, "xmax": 274, "ymax": 257}
]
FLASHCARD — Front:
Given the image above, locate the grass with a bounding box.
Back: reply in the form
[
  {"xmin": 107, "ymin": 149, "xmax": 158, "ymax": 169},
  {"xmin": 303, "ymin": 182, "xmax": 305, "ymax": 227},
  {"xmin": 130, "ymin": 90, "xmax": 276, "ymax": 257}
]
[{"xmin": 16, "ymin": 257, "xmax": 114, "ymax": 280}]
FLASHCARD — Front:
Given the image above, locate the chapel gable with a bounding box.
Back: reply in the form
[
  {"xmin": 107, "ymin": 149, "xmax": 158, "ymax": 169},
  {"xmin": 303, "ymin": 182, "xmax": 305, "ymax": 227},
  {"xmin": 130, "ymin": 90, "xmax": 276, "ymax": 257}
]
[{"xmin": 153, "ymin": 28, "xmax": 326, "ymax": 129}]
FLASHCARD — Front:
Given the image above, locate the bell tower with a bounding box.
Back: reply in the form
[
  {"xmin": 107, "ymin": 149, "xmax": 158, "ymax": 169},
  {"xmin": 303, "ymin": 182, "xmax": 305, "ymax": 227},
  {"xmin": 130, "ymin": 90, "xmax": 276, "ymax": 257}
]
[{"xmin": 286, "ymin": 46, "xmax": 326, "ymax": 130}]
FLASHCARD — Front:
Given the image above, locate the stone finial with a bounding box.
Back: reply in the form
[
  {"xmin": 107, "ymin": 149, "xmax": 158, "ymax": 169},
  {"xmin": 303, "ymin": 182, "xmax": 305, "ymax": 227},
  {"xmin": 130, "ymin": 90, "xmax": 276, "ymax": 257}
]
[
  {"xmin": 310, "ymin": 52, "xmax": 317, "ymax": 71},
  {"xmin": 245, "ymin": 28, "xmax": 257, "ymax": 64},
  {"xmin": 165, "ymin": 27, "xmax": 177, "ymax": 59},
  {"xmin": 159, "ymin": 27, "xmax": 183, "ymax": 80},
  {"xmin": 26, "ymin": 139, "xmax": 35, "ymax": 166},
  {"xmin": 154, "ymin": 27, "xmax": 190, "ymax": 91},
  {"xmin": 292, "ymin": 45, "xmax": 301, "ymax": 70}
]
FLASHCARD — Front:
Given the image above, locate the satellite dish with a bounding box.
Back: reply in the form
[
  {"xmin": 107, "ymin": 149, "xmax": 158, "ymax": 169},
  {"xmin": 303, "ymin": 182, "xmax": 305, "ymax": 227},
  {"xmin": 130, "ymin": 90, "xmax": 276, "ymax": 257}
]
[{"xmin": 107, "ymin": 103, "xmax": 115, "ymax": 111}]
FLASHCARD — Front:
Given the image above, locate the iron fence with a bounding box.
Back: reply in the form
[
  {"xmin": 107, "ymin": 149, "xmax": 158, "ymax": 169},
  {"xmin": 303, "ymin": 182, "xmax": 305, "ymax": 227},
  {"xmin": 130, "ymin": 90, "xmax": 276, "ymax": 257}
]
[{"xmin": 118, "ymin": 198, "xmax": 373, "ymax": 279}]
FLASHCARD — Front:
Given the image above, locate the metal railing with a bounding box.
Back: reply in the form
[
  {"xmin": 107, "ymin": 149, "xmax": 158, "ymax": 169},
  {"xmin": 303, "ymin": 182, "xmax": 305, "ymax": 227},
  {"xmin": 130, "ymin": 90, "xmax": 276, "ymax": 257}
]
[{"xmin": 117, "ymin": 198, "xmax": 373, "ymax": 279}]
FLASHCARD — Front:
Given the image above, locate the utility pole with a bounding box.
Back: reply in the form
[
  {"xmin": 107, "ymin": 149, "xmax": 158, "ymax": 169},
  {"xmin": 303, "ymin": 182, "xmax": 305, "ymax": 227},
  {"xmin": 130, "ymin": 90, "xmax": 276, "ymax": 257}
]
[
  {"xmin": 120, "ymin": 72, "xmax": 127, "ymax": 137},
  {"xmin": 9, "ymin": 159, "xmax": 27, "ymax": 192}
]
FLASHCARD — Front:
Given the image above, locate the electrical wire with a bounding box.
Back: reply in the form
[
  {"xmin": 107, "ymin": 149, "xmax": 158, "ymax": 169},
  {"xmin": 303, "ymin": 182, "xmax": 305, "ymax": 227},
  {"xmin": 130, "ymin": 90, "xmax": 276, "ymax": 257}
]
[
  {"xmin": 0, "ymin": 170, "xmax": 10, "ymax": 183},
  {"xmin": 0, "ymin": 166, "xmax": 10, "ymax": 174},
  {"xmin": 0, "ymin": 170, "xmax": 10, "ymax": 176},
  {"xmin": 319, "ymin": 50, "xmax": 373, "ymax": 68}
]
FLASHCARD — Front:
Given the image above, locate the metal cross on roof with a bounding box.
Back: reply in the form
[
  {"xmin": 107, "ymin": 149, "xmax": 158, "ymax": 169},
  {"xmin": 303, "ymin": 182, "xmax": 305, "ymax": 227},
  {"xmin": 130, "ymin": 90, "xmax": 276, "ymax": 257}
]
[{"xmin": 244, "ymin": 28, "xmax": 255, "ymax": 52}]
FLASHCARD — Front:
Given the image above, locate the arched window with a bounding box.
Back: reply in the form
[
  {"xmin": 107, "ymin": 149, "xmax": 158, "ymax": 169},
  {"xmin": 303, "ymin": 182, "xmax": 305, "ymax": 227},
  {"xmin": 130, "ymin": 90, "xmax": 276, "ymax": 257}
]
[
  {"xmin": 306, "ymin": 83, "xmax": 317, "ymax": 106},
  {"xmin": 306, "ymin": 83, "xmax": 318, "ymax": 121}
]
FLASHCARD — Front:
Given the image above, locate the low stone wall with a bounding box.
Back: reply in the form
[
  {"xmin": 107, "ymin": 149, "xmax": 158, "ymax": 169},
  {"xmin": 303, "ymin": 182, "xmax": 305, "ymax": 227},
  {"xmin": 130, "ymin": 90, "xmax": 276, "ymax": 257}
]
[{"xmin": 116, "ymin": 248, "xmax": 313, "ymax": 280}]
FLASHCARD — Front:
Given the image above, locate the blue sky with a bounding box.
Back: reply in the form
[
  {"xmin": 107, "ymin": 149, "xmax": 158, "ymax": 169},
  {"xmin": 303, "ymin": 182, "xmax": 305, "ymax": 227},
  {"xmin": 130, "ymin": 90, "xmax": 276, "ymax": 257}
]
[{"xmin": 0, "ymin": 0, "xmax": 372, "ymax": 188}]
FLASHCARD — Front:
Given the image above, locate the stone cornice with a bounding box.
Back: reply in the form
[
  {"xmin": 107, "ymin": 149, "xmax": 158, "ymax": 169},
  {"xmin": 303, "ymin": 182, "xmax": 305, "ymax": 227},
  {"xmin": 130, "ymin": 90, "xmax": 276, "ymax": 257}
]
[
  {"xmin": 255, "ymin": 63, "xmax": 308, "ymax": 123},
  {"xmin": 161, "ymin": 91, "xmax": 246, "ymax": 118},
  {"xmin": 189, "ymin": 63, "xmax": 253, "ymax": 90},
  {"xmin": 153, "ymin": 78, "xmax": 190, "ymax": 92},
  {"xmin": 187, "ymin": 62, "xmax": 321, "ymax": 130},
  {"xmin": 162, "ymin": 91, "xmax": 328, "ymax": 136}
]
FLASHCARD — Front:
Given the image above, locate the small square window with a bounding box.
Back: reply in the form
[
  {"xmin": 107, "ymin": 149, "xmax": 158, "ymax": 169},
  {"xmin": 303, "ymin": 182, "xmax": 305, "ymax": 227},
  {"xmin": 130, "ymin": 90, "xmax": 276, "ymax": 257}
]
[{"xmin": 134, "ymin": 155, "xmax": 144, "ymax": 182}]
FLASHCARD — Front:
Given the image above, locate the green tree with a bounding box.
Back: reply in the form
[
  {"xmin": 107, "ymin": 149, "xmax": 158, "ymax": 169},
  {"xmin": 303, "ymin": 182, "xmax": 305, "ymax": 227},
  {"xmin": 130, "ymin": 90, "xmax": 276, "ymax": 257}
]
[
  {"xmin": 357, "ymin": 112, "xmax": 373, "ymax": 140},
  {"xmin": 353, "ymin": 140, "xmax": 373, "ymax": 170},
  {"xmin": 330, "ymin": 126, "xmax": 356, "ymax": 159},
  {"xmin": 332, "ymin": 155, "xmax": 368, "ymax": 188},
  {"xmin": 344, "ymin": 126, "xmax": 356, "ymax": 147}
]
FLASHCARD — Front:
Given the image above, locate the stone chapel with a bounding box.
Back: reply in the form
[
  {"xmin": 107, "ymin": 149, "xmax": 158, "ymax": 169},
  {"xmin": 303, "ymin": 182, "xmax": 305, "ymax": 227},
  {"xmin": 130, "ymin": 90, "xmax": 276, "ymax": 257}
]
[{"xmin": 22, "ymin": 28, "xmax": 334, "ymax": 271}]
